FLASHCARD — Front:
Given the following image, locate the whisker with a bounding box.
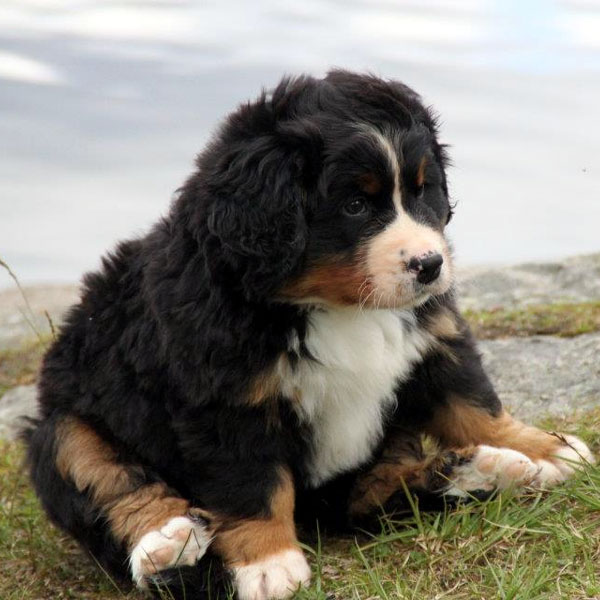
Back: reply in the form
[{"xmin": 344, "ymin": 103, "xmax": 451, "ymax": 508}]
[
  {"xmin": 356, "ymin": 279, "xmax": 369, "ymax": 309},
  {"xmin": 359, "ymin": 287, "xmax": 377, "ymax": 313},
  {"xmin": 357, "ymin": 278, "xmax": 369, "ymax": 297}
]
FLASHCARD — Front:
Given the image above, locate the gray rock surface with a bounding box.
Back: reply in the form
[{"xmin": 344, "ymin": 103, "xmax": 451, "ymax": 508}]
[
  {"xmin": 457, "ymin": 252, "xmax": 600, "ymax": 310},
  {"xmin": 0, "ymin": 385, "xmax": 38, "ymax": 440},
  {"xmin": 479, "ymin": 332, "xmax": 600, "ymax": 421}
]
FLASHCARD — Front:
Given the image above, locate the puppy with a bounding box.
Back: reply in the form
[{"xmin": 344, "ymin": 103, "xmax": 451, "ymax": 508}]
[{"xmin": 25, "ymin": 70, "xmax": 593, "ymax": 600}]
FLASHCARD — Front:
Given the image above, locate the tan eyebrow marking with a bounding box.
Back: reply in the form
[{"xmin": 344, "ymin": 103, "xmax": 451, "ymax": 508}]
[{"xmin": 357, "ymin": 172, "xmax": 382, "ymax": 195}]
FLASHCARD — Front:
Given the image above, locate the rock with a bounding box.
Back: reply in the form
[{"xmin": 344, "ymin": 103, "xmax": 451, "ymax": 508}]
[
  {"xmin": 457, "ymin": 252, "xmax": 600, "ymax": 311},
  {"xmin": 479, "ymin": 332, "xmax": 600, "ymax": 421},
  {"xmin": 0, "ymin": 384, "xmax": 38, "ymax": 440}
]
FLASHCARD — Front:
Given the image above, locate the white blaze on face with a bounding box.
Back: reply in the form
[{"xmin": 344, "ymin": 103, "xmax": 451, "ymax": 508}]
[{"xmin": 361, "ymin": 127, "xmax": 452, "ymax": 307}]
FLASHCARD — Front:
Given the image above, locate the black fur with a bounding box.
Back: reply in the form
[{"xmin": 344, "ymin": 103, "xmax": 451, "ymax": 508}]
[{"xmin": 25, "ymin": 70, "xmax": 502, "ymax": 598}]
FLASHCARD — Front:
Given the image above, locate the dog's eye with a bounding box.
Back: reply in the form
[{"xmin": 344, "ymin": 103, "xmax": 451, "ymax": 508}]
[
  {"xmin": 343, "ymin": 198, "xmax": 368, "ymax": 217},
  {"xmin": 416, "ymin": 184, "xmax": 425, "ymax": 199}
]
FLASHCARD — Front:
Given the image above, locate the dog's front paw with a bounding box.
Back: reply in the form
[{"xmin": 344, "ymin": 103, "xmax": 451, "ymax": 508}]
[
  {"xmin": 129, "ymin": 515, "xmax": 212, "ymax": 588},
  {"xmin": 444, "ymin": 445, "xmax": 538, "ymax": 498},
  {"xmin": 533, "ymin": 434, "xmax": 594, "ymax": 487},
  {"xmin": 233, "ymin": 548, "xmax": 311, "ymax": 600}
]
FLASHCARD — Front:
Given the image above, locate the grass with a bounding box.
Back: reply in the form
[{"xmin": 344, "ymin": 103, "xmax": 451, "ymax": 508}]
[
  {"xmin": 464, "ymin": 301, "xmax": 600, "ymax": 340},
  {"xmin": 1, "ymin": 408, "xmax": 599, "ymax": 600},
  {"xmin": 0, "ymin": 438, "xmax": 143, "ymax": 600}
]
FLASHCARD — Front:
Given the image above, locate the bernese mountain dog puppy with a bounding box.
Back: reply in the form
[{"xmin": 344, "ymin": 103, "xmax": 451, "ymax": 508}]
[{"xmin": 25, "ymin": 70, "xmax": 593, "ymax": 600}]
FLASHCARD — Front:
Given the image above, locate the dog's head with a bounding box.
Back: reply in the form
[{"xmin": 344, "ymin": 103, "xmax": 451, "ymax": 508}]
[{"xmin": 198, "ymin": 70, "xmax": 453, "ymax": 309}]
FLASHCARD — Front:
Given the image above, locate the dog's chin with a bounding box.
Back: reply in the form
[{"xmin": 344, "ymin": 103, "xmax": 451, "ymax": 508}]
[
  {"xmin": 362, "ymin": 273, "xmax": 452, "ymax": 311},
  {"xmin": 360, "ymin": 290, "xmax": 430, "ymax": 311}
]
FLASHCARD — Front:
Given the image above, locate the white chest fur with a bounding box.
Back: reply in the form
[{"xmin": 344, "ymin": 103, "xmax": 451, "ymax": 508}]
[{"xmin": 279, "ymin": 308, "xmax": 431, "ymax": 487}]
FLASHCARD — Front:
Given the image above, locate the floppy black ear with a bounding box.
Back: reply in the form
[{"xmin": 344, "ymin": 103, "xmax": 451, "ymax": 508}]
[{"xmin": 204, "ymin": 124, "xmax": 321, "ymax": 300}]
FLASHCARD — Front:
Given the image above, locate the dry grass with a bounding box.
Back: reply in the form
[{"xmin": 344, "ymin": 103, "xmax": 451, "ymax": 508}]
[
  {"xmin": 464, "ymin": 301, "xmax": 600, "ymax": 340},
  {"xmin": 0, "ymin": 338, "xmax": 49, "ymax": 398}
]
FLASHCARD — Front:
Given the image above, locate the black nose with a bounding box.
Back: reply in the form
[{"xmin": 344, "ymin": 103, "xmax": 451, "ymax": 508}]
[{"xmin": 408, "ymin": 253, "xmax": 444, "ymax": 285}]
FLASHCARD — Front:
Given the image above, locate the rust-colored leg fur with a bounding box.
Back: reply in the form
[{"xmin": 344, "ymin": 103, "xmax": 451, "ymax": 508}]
[
  {"xmin": 211, "ymin": 468, "xmax": 311, "ymax": 600},
  {"xmin": 55, "ymin": 417, "xmax": 191, "ymax": 547},
  {"xmin": 425, "ymin": 397, "xmax": 562, "ymax": 460},
  {"xmin": 348, "ymin": 430, "xmax": 478, "ymax": 517},
  {"xmin": 55, "ymin": 417, "xmax": 212, "ymax": 586}
]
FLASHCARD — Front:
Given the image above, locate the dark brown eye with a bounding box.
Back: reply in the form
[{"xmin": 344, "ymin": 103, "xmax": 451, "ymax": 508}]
[
  {"xmin": 343, "ymin": 198, "xmax": 367, "ymax": 217},
  {"xmin": 416, "ymin": 183, "xmax": 425, "ymax": 199}
]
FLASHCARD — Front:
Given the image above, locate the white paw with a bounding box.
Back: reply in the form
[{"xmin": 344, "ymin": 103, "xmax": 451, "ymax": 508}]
[
  {"xmin": 233, "ymin": 549, "xmax": 311, "ymax": 600},
  {"xmin": 532, "ymin": 434, "xmax": 594, "ymax": 488},
  {"xmin": 445, "ymin": 445, "xmax": 538, "ymax": 498},
  {"xmin": 129, "ymin": 516, "xmax": 212, "ymax": 588}
]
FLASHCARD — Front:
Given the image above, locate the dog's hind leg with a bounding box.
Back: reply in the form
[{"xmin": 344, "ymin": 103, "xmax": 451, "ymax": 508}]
[{"xmin": 26, "ymin": 414, "xmax": 213, "ymax": 589}]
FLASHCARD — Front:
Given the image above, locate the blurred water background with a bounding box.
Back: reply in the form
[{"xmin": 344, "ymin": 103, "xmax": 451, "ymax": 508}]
[{"xmin": 1, "ymin": 0, "xmax": 599, "ymax": 287}]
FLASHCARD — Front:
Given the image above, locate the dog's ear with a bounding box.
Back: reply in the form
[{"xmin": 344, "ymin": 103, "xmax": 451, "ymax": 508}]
[{"xmin": 204, "ymin": 120, "xmax": 322, "ymax": 300}]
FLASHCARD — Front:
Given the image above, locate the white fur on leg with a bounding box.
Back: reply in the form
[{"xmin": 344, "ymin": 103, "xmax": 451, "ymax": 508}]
[
  {"xmin": 233, "ymin": 548, "xmax": 311, "ymax": 600},
  {"xmin": 444, "ymin": 445, "xmax": 538, "ymax": 498},
  {"xmin": 532, "ymin": 434, "xmax": 594, "ymax": 488},
  {"xmin": 129, "ymin": 516, "xmax": 212, "ymax": 588}
]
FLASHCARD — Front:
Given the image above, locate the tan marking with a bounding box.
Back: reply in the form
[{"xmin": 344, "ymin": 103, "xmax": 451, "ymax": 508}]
[
  {"xmin": 280, "ymin": 255, "xmax": 370, "ymax": 306},
  {"xmin": 55, "ymin": 417, "xmax": 195, "ymax": 549},
  {"xmin": 426, "ymin": 398, "xmax": 562, "ymax": 461},
  {"xmin": 212, "ymin": 468, "xmax": 298, "ymax": 566},
  {"xmin": 55, "ymin": 417, "xmax": 136, "ymax": 506},
  {"xmin": 247, "ymin": 367, "xmax": 282, "ymax": 406},
  {"xmin": 355, "ymin": 124, "xmax": 401, "ymax": 210},
  {"xmin": 108, "ymin": 485, "xmax": 191, "ymax": 548},
  {"xmin": 357, "ymin": 172, "xmax": 382, "ymax": 195},
  {"xmin": 426, "ymin": 308, "xmax": 460, "ymax": 340},
  {"xmin": 416, "ymin": 156, "xmax": 427, "ymax": 188},
  {"xmin": 349, "ymin": 455, "xmax": 424, "ymax": 516},
  {"xmin": 348, "ymin": 433, "xmax": 476, "ymax": 516}
]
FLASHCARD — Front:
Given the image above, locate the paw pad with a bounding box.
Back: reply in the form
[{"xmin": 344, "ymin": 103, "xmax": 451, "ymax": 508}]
[
  {"xmin": 444, "ymin": 445, "xmax": 537, "ymax": 498},
  {"xmin": 130, "ymin": 515, "xmax": 212, "ymax": 588}
]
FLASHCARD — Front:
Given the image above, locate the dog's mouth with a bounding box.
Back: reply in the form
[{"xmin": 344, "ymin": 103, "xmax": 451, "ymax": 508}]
[{"xmin": 356, "ymin": 265, "xmax": 451, "ymax": 310}]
